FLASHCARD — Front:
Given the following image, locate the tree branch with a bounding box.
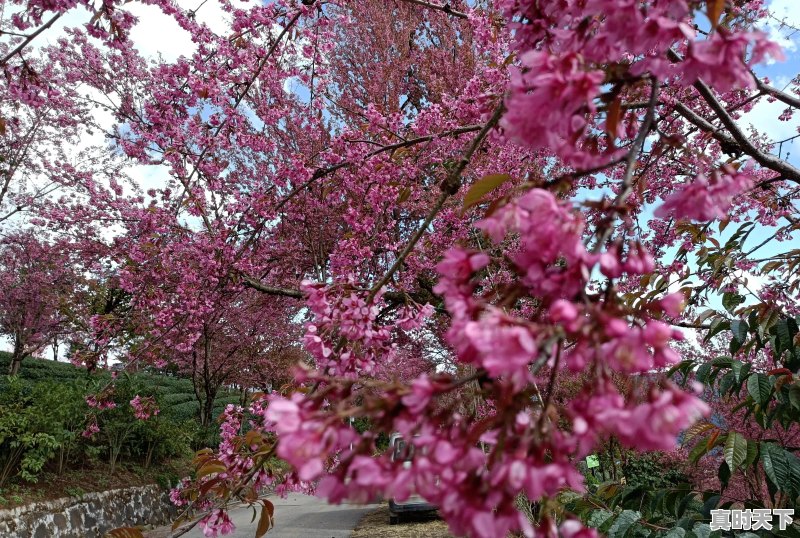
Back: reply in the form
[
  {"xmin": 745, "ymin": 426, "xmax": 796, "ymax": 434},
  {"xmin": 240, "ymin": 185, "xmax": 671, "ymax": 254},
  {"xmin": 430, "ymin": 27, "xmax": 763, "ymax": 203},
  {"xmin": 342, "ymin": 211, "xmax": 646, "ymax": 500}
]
[
  {"xmin": 0, "ymin": 13, "xmax": 62, "ymax": 66},
  {"xmin": 666, "ymin": 50, "xmax": 800, "ymax": 184},
  {"xmin": 367, "ymin": 103, "xmax": 504, "ymax": 302},
  {"xmin": 274, "ymin": 124, "xmax": 482, "ymax": 210},
  {"xmin": 755, "ymin": 78, "xmax": 800, "ymax": 110},
  {"xmin": 398, "ymin": 0, "xmax": 469, "ymax": 19},
  {"xmin": 241, "ymin": 276, "xmax": 303, "ymax": 298},
  {"xmin": 592, "ymin": 77, "xmax": 660, "ymax": 252},
  {"xmin": 692, "ymin": 78, "xmax": 800, "ymax": 183}
]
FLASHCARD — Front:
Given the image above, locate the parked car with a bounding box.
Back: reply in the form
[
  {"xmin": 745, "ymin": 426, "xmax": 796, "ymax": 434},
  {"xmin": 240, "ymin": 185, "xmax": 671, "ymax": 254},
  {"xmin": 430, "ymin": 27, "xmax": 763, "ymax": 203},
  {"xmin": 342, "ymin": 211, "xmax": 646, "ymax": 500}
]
[{"xmin": 388, "ymin": 432, "xmax": 437, "ymax": 525}]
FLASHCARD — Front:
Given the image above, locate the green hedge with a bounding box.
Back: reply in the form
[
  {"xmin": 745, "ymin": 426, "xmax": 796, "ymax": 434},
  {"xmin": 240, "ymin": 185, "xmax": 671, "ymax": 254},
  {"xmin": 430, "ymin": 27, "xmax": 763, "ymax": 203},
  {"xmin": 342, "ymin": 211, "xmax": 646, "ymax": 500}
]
[
  {"xmin": 0, "ymin": 353, "xmax": 242, "ymax": 423},
  {"xmin": 0, "ymin": 352, "xmax": 243, "ymax": 487}
]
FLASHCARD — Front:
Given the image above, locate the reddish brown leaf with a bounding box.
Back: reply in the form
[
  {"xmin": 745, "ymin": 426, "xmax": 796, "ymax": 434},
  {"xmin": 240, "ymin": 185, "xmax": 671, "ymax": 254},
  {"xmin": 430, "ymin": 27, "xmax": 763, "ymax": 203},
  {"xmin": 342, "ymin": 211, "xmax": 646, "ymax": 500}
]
[
  {"xmin": 605, "ymin": 97, "xmax": 622, "ymax": 141},
  {"xmin": 768, "ymin": 368, "xmax": 793, "ymax": 377},
  {"xmin": 706, "ymin": 429, "xmax": 721, "ymax": 451},
  {"xmin": 462, "ymin": 173, "xmax": 513, "ymax": 211},
  {"xmin": 707, "ymin": 0, "xmax": 725, "ymax": 30},
  {"xmin": 256, "ymin": 499, "xmax": 275, "ymax": 538},
  {"xmin": 171, "ymin": 514, "xmax": 190, "ymax": 531},
  {"xmin": 197, "ymin": 460, "xmax": 227, "ymax": 478},
  {"xmin": 199, "ymin": 476, "xmax": 223, "ymax": 496}
]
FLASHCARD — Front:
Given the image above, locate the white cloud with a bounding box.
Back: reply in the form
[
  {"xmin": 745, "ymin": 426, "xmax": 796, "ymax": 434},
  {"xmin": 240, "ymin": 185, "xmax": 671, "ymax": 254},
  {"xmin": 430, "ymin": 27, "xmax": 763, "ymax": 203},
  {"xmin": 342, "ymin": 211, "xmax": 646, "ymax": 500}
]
[
  {"xmin": 741, "ymin": 91, "xmax": 800, "ymax": 160},
  {"xmin": 126, "ymin": 3, "xmax": 196, "ymax": 62},
  {"xmin": 763, "ymin": 0, "xmax": 800, "ymax": 52},
  {"xmin": 32, "ymin": 0, "xmax": 253, "ymax": 62}
]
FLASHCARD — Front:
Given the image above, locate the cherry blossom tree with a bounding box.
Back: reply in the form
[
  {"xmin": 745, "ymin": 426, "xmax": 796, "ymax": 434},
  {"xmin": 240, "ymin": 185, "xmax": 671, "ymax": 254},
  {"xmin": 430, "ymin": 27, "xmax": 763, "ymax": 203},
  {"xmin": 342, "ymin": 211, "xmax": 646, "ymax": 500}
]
[
  {"xmin": 3, "ymin": 0, "xmax": 800, "ymax": 536},
  {"xmin": 0, "ymin": 232, "xmax": 75, "ymax": 374}
]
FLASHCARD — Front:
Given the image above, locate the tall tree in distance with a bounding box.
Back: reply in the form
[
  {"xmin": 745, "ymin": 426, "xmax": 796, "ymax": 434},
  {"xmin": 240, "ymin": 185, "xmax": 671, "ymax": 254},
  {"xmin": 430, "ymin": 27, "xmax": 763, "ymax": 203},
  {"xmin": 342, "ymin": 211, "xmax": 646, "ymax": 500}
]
[
  {"xmin": 0, "ymin": 232, "xmax": 75, "ymax": 374},
  {"xmin": 2, "ymin": 0, "xmax": 800, "ymax": 537}
]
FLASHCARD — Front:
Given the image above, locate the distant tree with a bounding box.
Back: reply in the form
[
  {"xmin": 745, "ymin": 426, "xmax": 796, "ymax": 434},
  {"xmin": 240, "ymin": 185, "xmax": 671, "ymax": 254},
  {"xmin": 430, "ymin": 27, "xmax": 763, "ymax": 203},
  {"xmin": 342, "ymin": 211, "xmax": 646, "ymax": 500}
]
[{"xmin": 0, "ymin": 233, "xmax": 75, "ymax": 375}]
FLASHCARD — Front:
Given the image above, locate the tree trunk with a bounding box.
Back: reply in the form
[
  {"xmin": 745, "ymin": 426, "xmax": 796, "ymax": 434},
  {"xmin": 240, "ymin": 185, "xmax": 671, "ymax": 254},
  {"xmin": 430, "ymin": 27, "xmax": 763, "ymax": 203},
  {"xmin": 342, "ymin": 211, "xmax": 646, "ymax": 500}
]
[
  {"xmin": 200, "ymin": 393, "xmax": 216, "ymax": 427},
  {"xmin": 145, "ymin": 442, "xmax": 154, "ymax": 469},
  {"xmin": 199, "ymin": 401, "xmax": 208, "ymax": 427},
  {"xmin": 8, "ymin": 344, "xmax": 24, "ymax": 375}
]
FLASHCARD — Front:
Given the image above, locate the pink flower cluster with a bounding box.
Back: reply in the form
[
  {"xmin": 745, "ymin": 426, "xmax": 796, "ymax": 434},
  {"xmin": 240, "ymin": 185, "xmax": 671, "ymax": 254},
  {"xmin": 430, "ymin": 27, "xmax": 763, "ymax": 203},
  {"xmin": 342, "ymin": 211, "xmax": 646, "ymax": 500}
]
[
  {"xmin": 683, "ymin": 31, "xmax": 784, "ymax": 92},
  {"xmin": 655, "ymin": 164, "xmax": 755, "ymax": 221},
  {"xmin": 501, "ymin": 52, "xmax": 608, "ymax": 168},
  {"xmin": 264, "ymin": 394, "xmax": 358, "ymax": 483},
  {"xmin": 86, "ymin": 395, "xmax": 117, "ymax": 410},
  {"xmin": 570, "ymin": 381, "xmax": 710, "ymax": 453},
  {"xmin": 237, "ymin": 188, "xmax": 711, "ymax": 538},
  {"xmin": 130, "ymin": 395, "xmax": 160, "ymax": 421},
  {"xmin": 302, "ymin": 281, "xmax": 392, "ymax": 377},
  {"xmin": 81, "ymin": 415, "xmax": 100, "ymax": 438},
  {"xmin": 501, "ymin": 0, "xmax": 781, "ymax": 167},
  {"xmin": 301, "ymin": 280, "xmax": 433, "ymax": 377},
  {"xmin": 199, "ymin": 509, "xmax": 235, "ymax": 538},
  {"xmin": 476, "ymin": 188, "xmax": 587, "ymax": 298}
]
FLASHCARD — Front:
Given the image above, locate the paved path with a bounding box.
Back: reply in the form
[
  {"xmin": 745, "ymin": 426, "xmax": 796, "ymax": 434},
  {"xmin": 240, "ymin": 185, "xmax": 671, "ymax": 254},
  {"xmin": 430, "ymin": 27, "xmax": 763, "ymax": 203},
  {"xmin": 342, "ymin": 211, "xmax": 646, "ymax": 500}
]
[{"xmin": 165, "ymin": 494, "xmax": 377, "ymax": 538}]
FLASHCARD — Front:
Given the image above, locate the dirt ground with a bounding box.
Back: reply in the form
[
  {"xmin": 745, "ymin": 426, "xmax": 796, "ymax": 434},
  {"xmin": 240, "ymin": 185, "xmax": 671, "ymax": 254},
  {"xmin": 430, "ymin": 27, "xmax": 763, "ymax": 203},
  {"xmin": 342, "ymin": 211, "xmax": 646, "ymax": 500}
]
[
  {"xmin": 0, "ymin": 466, "xmax": 175, "ymax": 510},
  {"xmin": 351, "ymin": 504, "xmax": 454, "ymax": 538}
]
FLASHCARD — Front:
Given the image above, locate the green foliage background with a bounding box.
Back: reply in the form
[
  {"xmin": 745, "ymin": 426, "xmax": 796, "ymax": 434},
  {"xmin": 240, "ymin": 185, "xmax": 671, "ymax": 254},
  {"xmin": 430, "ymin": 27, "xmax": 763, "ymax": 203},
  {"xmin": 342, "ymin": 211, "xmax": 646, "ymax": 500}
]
[{"xmin": 0, "ymin": 352, "xmax": 243, "ymax": 494}]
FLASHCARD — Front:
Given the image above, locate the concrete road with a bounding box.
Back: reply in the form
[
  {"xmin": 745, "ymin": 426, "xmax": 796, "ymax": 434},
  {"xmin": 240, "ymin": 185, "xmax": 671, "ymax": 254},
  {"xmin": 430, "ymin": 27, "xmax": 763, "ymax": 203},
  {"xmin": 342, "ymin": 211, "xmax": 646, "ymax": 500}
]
[{"xmin": 170, "ymin": 494, "xmax": 377, "ymax": 538}]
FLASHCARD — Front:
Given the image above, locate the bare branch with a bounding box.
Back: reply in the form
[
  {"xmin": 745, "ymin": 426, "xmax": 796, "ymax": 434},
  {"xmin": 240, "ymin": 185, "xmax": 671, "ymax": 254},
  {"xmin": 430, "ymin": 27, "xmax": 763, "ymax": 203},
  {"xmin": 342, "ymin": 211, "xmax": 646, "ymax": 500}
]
[
  {"xmin": 398, "ymin": 0, "xmax": 469, "ymax": 19},
  {"xmin": 0, "ymin": 13, "xmax": 62, "ymax": 66},
  {"xmin": 666, "ymin": 49, "xmax": 800, "ymax": 184},
  {"xmin": 755, "ymin": 78, "xmax": 800, "ymax": 110},
  {"xmin": 241, "ymin": 276, "xmax": 304, "ymax": 299}
]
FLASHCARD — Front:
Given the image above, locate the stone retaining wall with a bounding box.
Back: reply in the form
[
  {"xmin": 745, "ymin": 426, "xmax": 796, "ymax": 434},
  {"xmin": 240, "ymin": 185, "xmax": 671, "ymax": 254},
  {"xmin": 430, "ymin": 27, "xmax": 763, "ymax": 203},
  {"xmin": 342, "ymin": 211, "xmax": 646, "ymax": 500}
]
[{"xmin": 0, "ymin": 484, "xmax": 175, "ymax": 537}]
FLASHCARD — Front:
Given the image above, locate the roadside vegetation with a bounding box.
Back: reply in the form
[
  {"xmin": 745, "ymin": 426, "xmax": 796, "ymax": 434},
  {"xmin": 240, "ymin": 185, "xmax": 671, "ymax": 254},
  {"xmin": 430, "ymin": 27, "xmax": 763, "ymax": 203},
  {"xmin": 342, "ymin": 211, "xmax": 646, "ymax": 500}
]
[{"xmin": 0, "ymin": 352, "xmax": 243, "ymax": 508}]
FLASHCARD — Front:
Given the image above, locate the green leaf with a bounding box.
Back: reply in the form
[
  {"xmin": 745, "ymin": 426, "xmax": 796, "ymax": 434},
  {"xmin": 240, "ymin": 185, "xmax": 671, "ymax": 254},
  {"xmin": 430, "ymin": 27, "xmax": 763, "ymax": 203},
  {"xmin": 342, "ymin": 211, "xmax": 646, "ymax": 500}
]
[
  {"xmin": 705, "ymin": 320, "xmax": 731, "ymax": 342},
  {"xmin": 586, "ymin": 510, "xmax": 614, "ymax": 529},
  {"xmin": 462, "ymin": 174, "xmax": 513, "ymax": 210},
  {"xmin": 724, "ymin": 432, "xmax": 747, "ymax": 472},
  {"xmin": 677, "ymin": 492, "xmax": 695, "ymax": 518},
  {"xmin": 701, "ymin": 494, "xmax": 720, "ymax": 519},
  {"xmin": 789, "ymin": 383, "xmax": 800, "ymax": 410},
  {"xmin": 711, "ymin": 355, "xmax": 733, "ymax": 367},
  {"xmin": 731, "ymin": 320, "xmax": 748, "ymax": 345},
  {"xmin": 695, "ymin": 363, "xmax": 712, "ymax": 384},
  {"xmin": 744, "ymin": 440, "xmax": 759, "ymax": 468},
  {"xmin": 719, "ymin": 371, "xmax": 736, "ymax": 396},
  {"xmin": 730, "ymin": 336, "xmax": 743, "ymax": 355},
  {"xmin": 774, "ymin": 317, "xmax": 799, "ymax": 366},
  {"xmin": 607, "ymin": 510, "xmax": 641, "ymax": 538},
  {"xmin": 731, "ymin": 360, "xmax": 745, "ymax": 383},
  {"xmin": 663, "ymin": 529, "xmax": 686, "ymax": 538},
  {"xmin": 736, "ymin": 362, "xmax": 752, "ymax": 386},
  {"xmin": 668, "ymin": 359, "xmax": 695, "ymax": 379},
  {"xmin": 692, "ymin": 523, "xmax": 712, "ymax": 538},
  {"xmin": 761, "ymin": 442, "xmax": 800, "ymax": 496},
  {"xmin": 722, "ymin": 293, "xmax": 744, "ymax": 314},
  {"xmin": 689, "ymin": 436, "xmax": 712, "ymax": 464},
  {"xmin": 775, "ymin": 318, "xmax": 793, "ymax": 358},
  {"xmin": 747, "ymin": 373, "xmax": 771, "ymax": 406}
]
